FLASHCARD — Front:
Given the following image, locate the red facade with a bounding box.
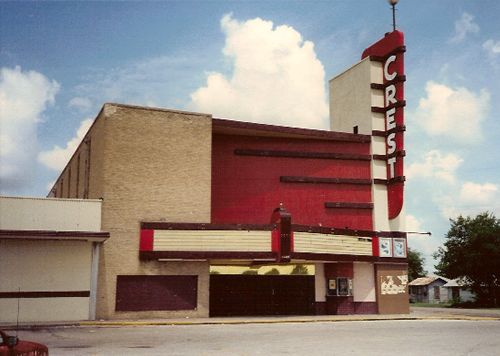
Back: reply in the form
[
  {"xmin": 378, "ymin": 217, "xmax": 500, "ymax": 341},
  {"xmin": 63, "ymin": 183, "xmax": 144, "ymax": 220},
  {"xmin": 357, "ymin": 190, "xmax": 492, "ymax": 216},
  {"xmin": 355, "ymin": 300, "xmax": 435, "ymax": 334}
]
[{"xmin": 211, "ymin": 131, "xmax": 373, "ymax": 230}]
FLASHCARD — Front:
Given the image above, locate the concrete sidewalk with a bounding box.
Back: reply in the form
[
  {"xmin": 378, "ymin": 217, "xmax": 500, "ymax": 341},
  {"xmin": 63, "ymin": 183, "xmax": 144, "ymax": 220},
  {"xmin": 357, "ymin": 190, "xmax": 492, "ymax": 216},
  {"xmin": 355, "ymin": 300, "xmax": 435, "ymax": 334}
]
[{"xmin": 2, "ymin": 308, "xmax": 499, "ymax": 330}]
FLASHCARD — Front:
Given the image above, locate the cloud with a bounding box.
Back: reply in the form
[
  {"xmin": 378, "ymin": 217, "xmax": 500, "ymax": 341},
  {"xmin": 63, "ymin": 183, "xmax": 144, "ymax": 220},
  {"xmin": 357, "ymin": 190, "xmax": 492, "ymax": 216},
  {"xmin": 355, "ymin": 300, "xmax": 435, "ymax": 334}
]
[
  {"xmin": 483, "ymin": 39, "xmax": 500, "ymax": 58},
  {"xmin": 190, "ymin": 14, "xmax": 328, "ymax": 129},
  {"xmin": 408, "ymin": 151, "xmax": 499, "ymax": 219},
  {"xmin": 413, "ymin": 81, "xmax": 490, "ymax": 143},
  {"xmin": 459, "ymin": 182, "xmax": 499, "ymax": 208},
  {"xmin": 0, "ymin": 66, "xmax": 59, "ymax": 193},
  {"xmin": 406, "ymin": 214, "xmax": 422, "ymax": 233},
  {"xmin": 69, "ymin": 96, "xmax": 93, "ymax": 112},
  {"xmin": 450, "ymin": 12, "xmax": 479, "ymax": 43},
  {"xmin": 406, "ymin": 150, "xmax": 463, "ymax": 184},
  {"xmin": 435, "ymin": 181, "xmax": 499, "ymax": 220},
  {"xmin": 38, "ymin": 118, "xmax": 93, "ymax": 171}
]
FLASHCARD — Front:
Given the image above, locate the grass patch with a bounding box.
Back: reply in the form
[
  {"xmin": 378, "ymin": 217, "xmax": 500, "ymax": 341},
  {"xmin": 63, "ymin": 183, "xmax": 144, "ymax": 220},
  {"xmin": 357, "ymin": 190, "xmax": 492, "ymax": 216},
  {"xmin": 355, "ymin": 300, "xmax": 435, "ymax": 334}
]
[{"xmin": 411, "ymin": 302, "xmax": 452, "ymax": 308}]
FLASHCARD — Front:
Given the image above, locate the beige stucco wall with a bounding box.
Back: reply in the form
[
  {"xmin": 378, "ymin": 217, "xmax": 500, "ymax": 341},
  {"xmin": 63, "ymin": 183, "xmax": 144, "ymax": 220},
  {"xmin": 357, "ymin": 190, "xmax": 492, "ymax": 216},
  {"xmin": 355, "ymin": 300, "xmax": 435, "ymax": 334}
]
[
  {"xmin": 353, "ymin": 262, "xmax": 376, "ymax": 302},
  {"xmin": 314, "ymin": 263, "xmax": 326, "ymax": 302},
  {"xmin": 0, "ymin": 239, "xmax": 92, "ymax": 322},
  {"xmin": 329, "ymin": 57, "xmax": 383, "ymax": 135},
  {"xmin": 0, "ymin": 196, "xmax": 102, "ymax": 231},
  {"xmin": 88, "ymin": 104, "xmax": 212, "ymax": 319}
]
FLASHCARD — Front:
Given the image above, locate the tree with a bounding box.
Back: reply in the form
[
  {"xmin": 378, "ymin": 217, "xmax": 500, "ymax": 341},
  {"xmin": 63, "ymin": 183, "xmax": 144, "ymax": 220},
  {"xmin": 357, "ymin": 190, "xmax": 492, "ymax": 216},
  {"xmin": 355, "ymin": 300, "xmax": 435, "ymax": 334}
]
[
  {"xmin": 434, "ymin": 212, "xmax": 500, "ymax": 306},
  {"xmin": 242, "ymin": 270, "xmax": 258, "ymax": 275},
  {"xmin": 290, "ymin": 264, "xmax": 309, "ymax": 275},
  {"xmin": 407, "ymin": 247, "xmax": 427, "ymax": 281},
  {"xmin": 264, "ymin": 268, "xmax": 280, "ymax": 275}
]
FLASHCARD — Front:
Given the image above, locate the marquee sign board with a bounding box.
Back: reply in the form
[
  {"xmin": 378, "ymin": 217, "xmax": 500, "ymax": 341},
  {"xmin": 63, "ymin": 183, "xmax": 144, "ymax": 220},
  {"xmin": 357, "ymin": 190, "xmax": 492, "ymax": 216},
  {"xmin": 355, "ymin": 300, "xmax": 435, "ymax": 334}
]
[{"xmin": 362, "ymin": 31, "xmax": 406, "ymax": 219}]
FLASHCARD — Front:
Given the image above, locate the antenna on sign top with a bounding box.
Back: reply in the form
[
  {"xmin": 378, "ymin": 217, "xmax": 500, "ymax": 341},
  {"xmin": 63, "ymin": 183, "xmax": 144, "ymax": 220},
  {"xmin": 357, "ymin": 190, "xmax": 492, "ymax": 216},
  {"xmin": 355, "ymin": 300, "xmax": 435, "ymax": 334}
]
[{"xmin": 388, "ymin": 0, "xmax": 399, "ymax": 31}]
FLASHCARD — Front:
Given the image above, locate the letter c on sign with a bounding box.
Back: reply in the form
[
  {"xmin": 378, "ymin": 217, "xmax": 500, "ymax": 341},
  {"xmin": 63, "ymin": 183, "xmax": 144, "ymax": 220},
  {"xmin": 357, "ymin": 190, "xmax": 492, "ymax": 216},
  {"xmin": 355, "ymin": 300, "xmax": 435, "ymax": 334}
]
[{"xmin": 384, "ymin": 55, "xmax": 397, "ymax": 81}]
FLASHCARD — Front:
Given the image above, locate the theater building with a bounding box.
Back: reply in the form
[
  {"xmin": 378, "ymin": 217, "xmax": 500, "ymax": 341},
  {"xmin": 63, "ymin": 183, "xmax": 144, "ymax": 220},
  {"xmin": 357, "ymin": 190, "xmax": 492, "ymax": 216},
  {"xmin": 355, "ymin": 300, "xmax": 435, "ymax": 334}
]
[{"xmin": 44, "ymin": 31, "xmax": 409, "ymax": 319}]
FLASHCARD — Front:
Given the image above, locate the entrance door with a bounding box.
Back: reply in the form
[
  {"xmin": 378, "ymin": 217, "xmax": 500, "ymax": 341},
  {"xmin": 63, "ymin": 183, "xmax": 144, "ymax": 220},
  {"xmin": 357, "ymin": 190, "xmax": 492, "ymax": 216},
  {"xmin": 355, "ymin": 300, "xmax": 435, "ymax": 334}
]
[
  {"xmin": 210, "ymin": 274, "xmax": 315, "ymax": 317},
  {"xmin": 434, "ymin": 286, "xmax": 440, "ymax": 301}
]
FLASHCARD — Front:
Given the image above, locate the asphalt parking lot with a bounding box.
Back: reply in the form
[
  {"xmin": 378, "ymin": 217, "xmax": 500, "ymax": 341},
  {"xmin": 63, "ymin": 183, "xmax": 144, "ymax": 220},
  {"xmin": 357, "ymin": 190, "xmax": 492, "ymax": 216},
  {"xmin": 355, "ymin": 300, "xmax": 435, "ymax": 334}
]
[{"xmin": 9, "ymin": 319, "xmax": 500, "ymax": 356}]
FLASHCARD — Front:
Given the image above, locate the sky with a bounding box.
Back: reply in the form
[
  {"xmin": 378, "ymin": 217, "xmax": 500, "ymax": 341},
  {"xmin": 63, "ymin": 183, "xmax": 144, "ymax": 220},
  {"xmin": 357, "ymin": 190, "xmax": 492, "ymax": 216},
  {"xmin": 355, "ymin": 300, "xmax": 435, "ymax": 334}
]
[{"xmin": 1, "ymin": 0, "xmax": 499, "ymax": 272}]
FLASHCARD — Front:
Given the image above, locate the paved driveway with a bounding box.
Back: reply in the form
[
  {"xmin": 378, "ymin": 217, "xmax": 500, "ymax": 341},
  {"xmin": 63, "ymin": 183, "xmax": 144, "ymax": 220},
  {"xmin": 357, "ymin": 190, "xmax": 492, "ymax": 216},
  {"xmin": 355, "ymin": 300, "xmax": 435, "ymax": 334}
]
[{"xmin": 411, "ymin": 306, "xmax": 500, "ymax": 318}]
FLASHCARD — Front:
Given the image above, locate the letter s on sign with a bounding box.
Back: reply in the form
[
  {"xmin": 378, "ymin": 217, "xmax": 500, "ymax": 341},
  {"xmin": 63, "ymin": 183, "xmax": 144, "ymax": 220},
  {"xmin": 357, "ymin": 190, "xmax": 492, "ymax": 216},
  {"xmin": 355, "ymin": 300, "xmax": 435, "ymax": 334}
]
[{"xmin": 384, "ymin": 55, "xmax": 397, "ymax": 81}]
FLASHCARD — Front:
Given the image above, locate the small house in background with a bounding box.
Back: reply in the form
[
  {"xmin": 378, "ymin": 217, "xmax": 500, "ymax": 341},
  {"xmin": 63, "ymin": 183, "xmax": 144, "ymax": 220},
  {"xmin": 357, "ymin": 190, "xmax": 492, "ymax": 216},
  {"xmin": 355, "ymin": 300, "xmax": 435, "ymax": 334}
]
[
  {"xmin": 443, "ymin": 278, "xmax": 476, "ymax": 303},
  {"xmin": 408, "ymin": 276, "xmax": 450, "ymax": 303}
]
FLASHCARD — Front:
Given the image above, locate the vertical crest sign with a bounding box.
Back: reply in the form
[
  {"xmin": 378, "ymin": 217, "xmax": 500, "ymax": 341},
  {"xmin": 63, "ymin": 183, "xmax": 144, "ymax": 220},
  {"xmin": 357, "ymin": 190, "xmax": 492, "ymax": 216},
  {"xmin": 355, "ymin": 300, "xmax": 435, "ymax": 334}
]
[{"xmin": 362, "ymin": 31, "xmax": 406, "ymax": 219}]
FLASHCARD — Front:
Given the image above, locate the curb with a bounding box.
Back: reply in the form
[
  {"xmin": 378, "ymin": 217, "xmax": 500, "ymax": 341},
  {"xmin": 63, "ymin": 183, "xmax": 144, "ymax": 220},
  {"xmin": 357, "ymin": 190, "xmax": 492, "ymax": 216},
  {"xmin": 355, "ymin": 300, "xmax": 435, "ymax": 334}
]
[{"xmin": 2, "ymin": 315, "xmax": 499, "ymax": 330}]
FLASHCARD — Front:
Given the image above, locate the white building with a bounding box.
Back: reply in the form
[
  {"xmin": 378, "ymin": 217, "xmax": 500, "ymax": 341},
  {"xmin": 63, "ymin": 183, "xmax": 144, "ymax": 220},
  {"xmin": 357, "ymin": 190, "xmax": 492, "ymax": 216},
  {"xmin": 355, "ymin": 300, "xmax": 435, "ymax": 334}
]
[{"xmin": 0, "ymin": 196, "xmax": 108, "ymax": 323}]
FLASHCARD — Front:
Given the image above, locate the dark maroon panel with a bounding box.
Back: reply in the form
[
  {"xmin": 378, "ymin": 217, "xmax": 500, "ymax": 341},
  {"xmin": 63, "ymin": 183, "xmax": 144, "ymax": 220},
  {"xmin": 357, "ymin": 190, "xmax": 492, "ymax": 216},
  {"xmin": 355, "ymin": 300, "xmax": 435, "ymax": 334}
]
[
  {"xmin": 354, "ymin": 302, "xmax": 378, "ymax": 314},
  {"xmin": 115, "ymin": 275, "xmax": 197, "ymax": 312}
]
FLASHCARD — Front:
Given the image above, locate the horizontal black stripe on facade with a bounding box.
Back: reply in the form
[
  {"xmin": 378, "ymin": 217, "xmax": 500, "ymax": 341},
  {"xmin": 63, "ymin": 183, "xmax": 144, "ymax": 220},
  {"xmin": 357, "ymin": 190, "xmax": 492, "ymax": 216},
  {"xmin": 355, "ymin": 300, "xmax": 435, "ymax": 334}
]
[
  {"xmin": 291, "ymin": 225, "xmax": 407, "ymax": 238},
  {"xmin": 291, "ymin": 252, "xmax": 408, "ymax": 264},
  {"xmin": 139, "ymin": 251, "xmax": 278, "ymax": 261},
  {"xmin": 368, "ymin": 46, "xmax": 407, "ymax": 62},
  {"xmin": 280, "ymin": 176, "xmax": 372, "ymax": 185},
  {"xmin": 234, "ymin": 149, "xmax": 371, "ymax": 161},
  {"xmin": 324, "ymin": 202, "xmax": 374, "ymax": 209},
  {"xmin": 0, "ymin": 229, "xmax": 110, "ymax": 240},
  {"xmin": 370, "ymin": 75, "xmax": 406, "ymax": 90},
  {"xmin": 373, "ymin": 176, "xmax": 406, "ymax": 185},
  {"xmin": 372, "ymin": 150, "xmax": 406, "ymax": 161},
  {"xmin": 140, "ymin": 222, "xmax": 407, "ymax": 239},
  {"xmin": 0, "ymin": 291, "xmax": 90, "ymax": 298},
  {"xmin": 372, "ymin": 125, "xmax": 406, "ymax": 137},
  {"xmin": 141, "ymin": 222, "xmax": 274, "ymax": 231},
  {"xmin": 371, "ymin": 100, "xmax": 406, "ymax": 114}
]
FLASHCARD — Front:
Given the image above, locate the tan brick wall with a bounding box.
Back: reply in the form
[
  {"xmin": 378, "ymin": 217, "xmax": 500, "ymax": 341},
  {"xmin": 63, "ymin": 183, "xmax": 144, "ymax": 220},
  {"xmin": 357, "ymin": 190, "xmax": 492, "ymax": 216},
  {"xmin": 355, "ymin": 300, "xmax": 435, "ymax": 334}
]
[
  {"xmin": 96, "ymin": 104, "xmax": 212, "ymax": 319},
  {"xmin": 49, "ymin": 103, "xmax": 212, "ymax": 319}
]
